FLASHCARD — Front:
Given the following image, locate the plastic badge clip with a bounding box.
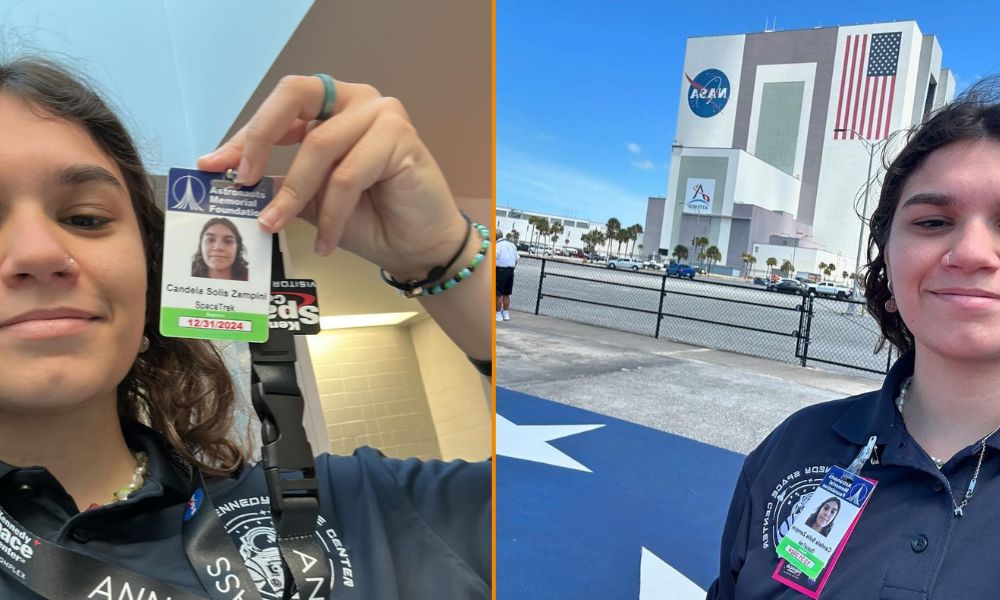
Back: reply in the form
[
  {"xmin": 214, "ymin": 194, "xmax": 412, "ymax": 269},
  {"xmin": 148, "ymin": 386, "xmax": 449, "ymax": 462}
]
[
  {"xmin": 251, "ymin": 382, "xmax": 320, "ymax": 516},
  {"xmin": 847, "ymin": 435, "xmax": 878, "ymax": 474}
]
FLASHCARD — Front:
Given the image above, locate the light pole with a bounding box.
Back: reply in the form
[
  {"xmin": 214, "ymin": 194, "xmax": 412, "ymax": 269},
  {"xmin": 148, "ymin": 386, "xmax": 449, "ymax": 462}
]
[{"xmin": 834, "ymin": 127, "xmax": 888, "ymax": 300}]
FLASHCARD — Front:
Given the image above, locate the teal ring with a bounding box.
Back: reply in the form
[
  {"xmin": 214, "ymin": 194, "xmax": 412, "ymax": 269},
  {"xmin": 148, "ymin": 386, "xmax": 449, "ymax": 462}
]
[{"xmin": 314, "ymin": 73, "xmax": 337, "ymax": 120}]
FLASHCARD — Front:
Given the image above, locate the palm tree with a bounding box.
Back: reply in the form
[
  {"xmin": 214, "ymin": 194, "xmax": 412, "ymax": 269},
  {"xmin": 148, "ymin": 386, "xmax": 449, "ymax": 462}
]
[
  {"xmin": 747, "ymin": 255, "xmax": 757, "ymax": 277},
  {"xmin": 842, "ymin": 270, "xmax": 849, "ymax": 281},
  {"xmin": 548, "ymin": 222, "xmax": 565, "ymax": 249},
  {"xmin": 672, "ymin": 244, "xmax": 689, "ymax": 263},
  {"xmin": 626, "ymin": 223, "xmax": 643, "ymax": 257},
  {"xmin": 615, "ymin": 229, "xmax": 630, "ymax": 258},
  {"xmin": 766, "ymin": 257, "xmax": 778, "ymax": 278},
  {"xmin": 637, "ymin": 244, "xmax": 644, "ymax": 259},
  {"xmin": 780, "ymin": 260, "xmax": 795, "ymax": 277},
  {"xmin": 705, "ymin": 245, "xmax": 722, "ymax": 274},
  {"xmin": 824, "ymin": 264, "xmax": 836, "ymax": 279},
  {"xmin": 605, "ymin": 218, "xmax": 621, "ymax": 256},
  {"xmin": 818, "ymin": 262, "xmax": 828, "ymax": 274}
]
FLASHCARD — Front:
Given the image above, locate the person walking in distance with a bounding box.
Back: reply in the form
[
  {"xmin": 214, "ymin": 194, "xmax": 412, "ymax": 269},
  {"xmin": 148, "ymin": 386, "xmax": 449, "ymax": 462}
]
[{"xmin": 496, "ymin": 230, "xmax": 518, "ymax": 321}]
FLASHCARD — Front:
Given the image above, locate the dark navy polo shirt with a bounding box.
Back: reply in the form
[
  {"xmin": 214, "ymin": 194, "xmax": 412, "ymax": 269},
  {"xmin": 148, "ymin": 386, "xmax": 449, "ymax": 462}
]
[
  {"xmin": 0, "ymin": 422, "xmax": 490, "ymax": 599},
  {"xmin": 708, "ymin": 352, "xmax": 1000, "ymax": 599}
]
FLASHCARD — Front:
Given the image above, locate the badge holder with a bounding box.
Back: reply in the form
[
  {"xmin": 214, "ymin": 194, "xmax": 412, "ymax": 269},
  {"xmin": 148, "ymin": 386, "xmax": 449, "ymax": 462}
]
[{"xmin": 772, "ymin": 436, "xmax": 879, "ymax": 598}]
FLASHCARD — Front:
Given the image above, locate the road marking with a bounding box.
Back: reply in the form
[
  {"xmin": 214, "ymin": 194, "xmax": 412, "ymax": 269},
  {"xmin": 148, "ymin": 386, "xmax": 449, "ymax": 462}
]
[{"xmin": 639, "ymin": 547, "xmax": 705, "ymax": 599}]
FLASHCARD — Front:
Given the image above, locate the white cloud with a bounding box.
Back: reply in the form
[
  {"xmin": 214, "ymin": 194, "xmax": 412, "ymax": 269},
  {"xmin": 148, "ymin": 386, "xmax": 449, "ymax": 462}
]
[
  {"xmin": 497, "ymin": 146, "xmax": 646, "ymax": 225},
  {"xmin": 631, "ymin": 159, "xmax": 655, "ymax": 170},
  {"xmin": 627, "ymin": 142, "xmax": 642, "ymax": 154}
]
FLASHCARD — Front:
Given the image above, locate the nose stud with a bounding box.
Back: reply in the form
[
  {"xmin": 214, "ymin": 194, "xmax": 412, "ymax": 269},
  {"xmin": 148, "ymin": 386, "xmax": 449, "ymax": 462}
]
[
  {"xmin": 944, "ymin": 252, "xmax": 953, "ymax": 266},
  {"xmin": 58, "ymin": 256, "xmax": 75, "ymax": 275}
]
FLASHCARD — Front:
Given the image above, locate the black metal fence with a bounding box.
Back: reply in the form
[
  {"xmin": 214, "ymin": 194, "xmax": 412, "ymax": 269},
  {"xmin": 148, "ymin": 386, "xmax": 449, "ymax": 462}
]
[{"xmin": 509, "ymin": 256, "xmax": 894, "ymax": 376}]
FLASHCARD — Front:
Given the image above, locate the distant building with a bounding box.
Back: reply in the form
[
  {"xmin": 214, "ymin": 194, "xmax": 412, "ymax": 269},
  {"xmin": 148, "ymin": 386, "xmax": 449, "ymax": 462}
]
[
  {"xmin": 647, "ymin": 21, "xmax": 954, "ymax": 277},
  {"xmin": 496, "ymin": 207, "xmax": 643, "ymax": 254}
]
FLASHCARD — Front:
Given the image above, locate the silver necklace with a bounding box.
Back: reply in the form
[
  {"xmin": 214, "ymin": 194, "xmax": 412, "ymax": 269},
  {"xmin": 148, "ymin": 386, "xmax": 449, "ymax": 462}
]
[{"xmin": 895, "ymin": 376, "xmax": 1000, "ymax": 517}]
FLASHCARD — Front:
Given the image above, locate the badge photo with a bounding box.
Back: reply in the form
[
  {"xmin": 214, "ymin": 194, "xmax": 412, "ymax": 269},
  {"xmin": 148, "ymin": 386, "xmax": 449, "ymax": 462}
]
[{"xmin": 159, "ymin": 168, "xmax": 274, "ymax": 342}]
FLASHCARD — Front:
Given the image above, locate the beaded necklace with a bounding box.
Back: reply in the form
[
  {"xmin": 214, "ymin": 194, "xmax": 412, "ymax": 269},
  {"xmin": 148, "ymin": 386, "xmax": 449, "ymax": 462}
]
[{"xmin": 85, "ymin": 450, "xmax": 148, "ymax": 511}]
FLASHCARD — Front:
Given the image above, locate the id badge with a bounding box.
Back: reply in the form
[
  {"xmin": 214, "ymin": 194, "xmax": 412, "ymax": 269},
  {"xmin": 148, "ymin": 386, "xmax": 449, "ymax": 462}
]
[
  {"xmin": 772, "ymin": 465, "xmax": 877, "ymax": 598},
  {"xmin": 159, "ymin": 168, "xmax": 273, "ymax": 342}
]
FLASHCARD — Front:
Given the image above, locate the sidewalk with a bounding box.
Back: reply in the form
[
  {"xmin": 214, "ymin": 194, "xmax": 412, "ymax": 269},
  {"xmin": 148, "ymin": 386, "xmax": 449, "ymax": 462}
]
[{"xmin": 497, "ymin": 311, "xmax": 882, "ymax": 455}]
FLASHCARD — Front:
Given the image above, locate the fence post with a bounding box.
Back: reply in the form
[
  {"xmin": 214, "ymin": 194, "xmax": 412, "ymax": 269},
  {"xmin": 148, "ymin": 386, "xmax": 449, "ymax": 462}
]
[
  {"xmin": 534, "ymin": 258, "xmax": 546, "ymax": 315},
  {"xmin": 655, "ymin": 272, "xmax": 668, "ymax": 338},
  {"xmin": 800, "ymin": 295, "xmax": 814, "ymax": 367}
]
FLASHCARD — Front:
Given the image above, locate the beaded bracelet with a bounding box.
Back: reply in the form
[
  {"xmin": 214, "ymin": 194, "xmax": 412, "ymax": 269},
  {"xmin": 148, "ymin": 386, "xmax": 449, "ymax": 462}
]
[
  {"xmin": 380, "ymin": 220, "xmax": 491, "ymax": 298},
  {"xmin": 421, "ymin": 222, "xmax": 491, "ymax": 297}
]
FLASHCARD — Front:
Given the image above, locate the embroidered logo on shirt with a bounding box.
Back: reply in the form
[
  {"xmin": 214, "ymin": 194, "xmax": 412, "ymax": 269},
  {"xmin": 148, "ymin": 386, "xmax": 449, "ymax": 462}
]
[
  {"xmin": 215, "ymin": 495, "xmax": 356, "ymax": 598},
  {"xmin": 761, "ymin": 466, "xmax": 830, "ymax": 550}
]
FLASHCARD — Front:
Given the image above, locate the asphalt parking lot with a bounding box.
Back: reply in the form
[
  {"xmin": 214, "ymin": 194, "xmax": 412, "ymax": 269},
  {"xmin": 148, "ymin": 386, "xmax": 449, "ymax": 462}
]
[
  {"xmin": 497, "ymin": 311, "xmax": 882, "ymax": 454},
  {"xmin": 508, "ymin": 256, "xmax": 896, "ymax": 376}
]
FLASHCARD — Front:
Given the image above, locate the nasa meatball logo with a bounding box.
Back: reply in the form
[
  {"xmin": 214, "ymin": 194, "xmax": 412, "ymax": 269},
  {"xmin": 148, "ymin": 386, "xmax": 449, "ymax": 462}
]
[
  {"xmin": 760, "ymin": 466, "xmax": 829, "ymax": 549},
  {"xmin": 216, "ymin": 496, "xmax": 356, "ymax": 598},
  {"xmin": 686, "ymin": 68, "xmax": 730, "ymax": 118}
]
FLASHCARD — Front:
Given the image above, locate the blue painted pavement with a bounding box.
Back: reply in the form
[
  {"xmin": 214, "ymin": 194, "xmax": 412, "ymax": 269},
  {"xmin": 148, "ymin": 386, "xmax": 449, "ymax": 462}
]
[{"xmin": 497, "ymin": 387, "xmax": 746, "ymax": 598}]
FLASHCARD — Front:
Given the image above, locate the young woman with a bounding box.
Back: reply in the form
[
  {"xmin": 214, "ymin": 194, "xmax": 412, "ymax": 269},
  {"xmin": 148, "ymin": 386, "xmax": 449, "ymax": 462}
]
[
  {"xmin": 804, "ymin": 498, "xmax": 839, "ymax": 537},
  {"xmin": 710, "ymin": 78, "xmax": 1000, "ymax": 598},
  {"xmin": 191, "ymin": 217, "xmax": 249, "ymax": 281},
  {"xmin": 0, "ymin": 58, "xmax": 490, "ymax": 599}
]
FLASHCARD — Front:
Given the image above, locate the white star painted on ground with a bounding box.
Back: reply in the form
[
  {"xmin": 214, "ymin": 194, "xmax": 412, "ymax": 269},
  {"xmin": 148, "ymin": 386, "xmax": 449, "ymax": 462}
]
[
  {"xmin": 496, "ymin": 414, "xmax": 605, "ymax": 472},
  {"xmin": 639, "ymin": 547, "xmax": 705, "ymax": 599}
]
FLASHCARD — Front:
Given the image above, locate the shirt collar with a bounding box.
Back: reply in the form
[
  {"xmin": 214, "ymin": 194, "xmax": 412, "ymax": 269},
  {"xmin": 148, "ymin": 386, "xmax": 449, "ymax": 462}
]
[
  {"xmin": 832, "ymin": 351, "xmax": 913, "ymax": 446},
  {"xmin": 0, "ymin": 420, "xmax": 193, "ymax": 500}
]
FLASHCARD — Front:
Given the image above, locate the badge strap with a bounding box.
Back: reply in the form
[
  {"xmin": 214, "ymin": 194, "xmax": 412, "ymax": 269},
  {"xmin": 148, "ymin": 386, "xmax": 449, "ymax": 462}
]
[{"xmin": 249, "ymin": 233, "xmax": 332, "ymax": 600}]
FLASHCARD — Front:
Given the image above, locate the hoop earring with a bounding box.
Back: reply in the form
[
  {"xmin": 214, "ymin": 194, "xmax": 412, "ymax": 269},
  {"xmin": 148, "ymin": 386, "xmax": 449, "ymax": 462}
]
[
  {"xmin": 884, "ymin": 279, "xmax": 897, "ymax": 313},
  {"xmin": 139, "ymin": 336, "xmax": 150, "ymax": 353}
]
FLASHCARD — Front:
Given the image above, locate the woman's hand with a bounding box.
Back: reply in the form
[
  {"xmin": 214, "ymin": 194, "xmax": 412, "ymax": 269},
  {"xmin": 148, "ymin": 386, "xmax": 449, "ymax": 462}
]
[{"xmin": 197, "ymin": 75, "xmax": 467, "ymax": 281}]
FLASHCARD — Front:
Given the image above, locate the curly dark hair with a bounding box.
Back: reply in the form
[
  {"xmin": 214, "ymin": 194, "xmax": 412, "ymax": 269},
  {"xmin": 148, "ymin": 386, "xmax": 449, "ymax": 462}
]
[
  {"xmin": 864, "ymin": 76, "xmax": 1000, "ymax": 355},
  {"xmin": 190, "ymin": 217, "xmax": 250, "ymax": 281},
  {"xmin": 0, "ymin": 57, "xmax": 249, "ymax": 477}
]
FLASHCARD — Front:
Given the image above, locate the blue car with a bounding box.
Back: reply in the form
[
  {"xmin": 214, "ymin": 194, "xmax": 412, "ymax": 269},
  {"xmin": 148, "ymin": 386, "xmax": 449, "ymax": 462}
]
[{"xmin": 666, "ymin": 263, "xmax": 696, "ymax": 279}]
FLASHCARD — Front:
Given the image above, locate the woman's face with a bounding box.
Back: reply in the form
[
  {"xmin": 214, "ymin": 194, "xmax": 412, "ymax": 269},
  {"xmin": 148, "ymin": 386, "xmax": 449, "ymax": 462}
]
[
  {"xmin": 0, "ymin": 94, "xmax": 146, "ymax": 413},
  {"xmin": 887, "ymin": 139, "xmax": 1000, "ymax": 361},
  {"xmin": 815, "ymin": 501, "xmax": 838, "ymax": 529},
  {"xmin": 200, "ymin": 223, "xmax": 237, "ymax": 275}
]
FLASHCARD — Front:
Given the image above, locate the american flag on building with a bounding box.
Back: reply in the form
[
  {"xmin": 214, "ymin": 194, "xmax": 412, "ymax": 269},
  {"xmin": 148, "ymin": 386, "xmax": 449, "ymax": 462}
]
[{"xmin": 834, "ymin": 31, "xmax": 902, "ymax": 140}]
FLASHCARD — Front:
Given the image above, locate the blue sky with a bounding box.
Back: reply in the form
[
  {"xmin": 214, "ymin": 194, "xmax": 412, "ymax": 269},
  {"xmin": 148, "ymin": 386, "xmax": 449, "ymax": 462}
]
[{"xmin": 497, "ymin": 1, "xmax": 1000, "ymax": 229}]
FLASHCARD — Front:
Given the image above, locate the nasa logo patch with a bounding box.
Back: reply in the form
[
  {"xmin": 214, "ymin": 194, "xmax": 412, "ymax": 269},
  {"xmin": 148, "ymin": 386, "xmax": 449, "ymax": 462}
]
[{"xmin": 686, "ymin": 68, "xmax": 731, "ymax": 118}]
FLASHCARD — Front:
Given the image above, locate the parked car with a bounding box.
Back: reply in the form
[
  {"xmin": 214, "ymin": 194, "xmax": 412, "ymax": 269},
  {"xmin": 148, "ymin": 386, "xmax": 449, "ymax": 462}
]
[
  {"xmin": 752, "ymin": 277, "xmax": 769, "ymax": 286},
  {"xmin": 666, "ymin": 263, "xmax": 697, "ymax": 279},
  {"xmin": 644, "ymin": 260, "xmax": 664, "ymax": 270},
  {"xmin": 567, "ymin": 249, "xmax": 587, "ymax": 259},
  {"xmin": 607, "ymin": 257, "xmax": 644, "ymax": 271},
  {"xmin": 804, "ymin": 280, "xmax": 854, "ymax": 299},
  {"xmin": 768, "ymin": 278, "xmax": 805, "ymax": 295}
]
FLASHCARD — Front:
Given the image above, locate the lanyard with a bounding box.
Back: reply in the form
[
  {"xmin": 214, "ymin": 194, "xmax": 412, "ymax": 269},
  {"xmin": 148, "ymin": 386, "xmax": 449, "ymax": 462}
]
[{"xmin": 247, "ymin": 233, "xmax": 331, "ymax": 600}]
